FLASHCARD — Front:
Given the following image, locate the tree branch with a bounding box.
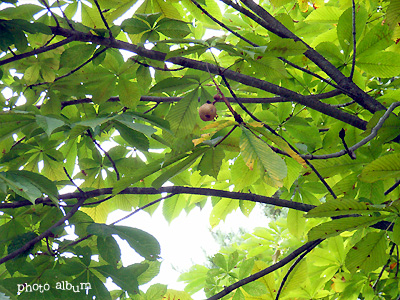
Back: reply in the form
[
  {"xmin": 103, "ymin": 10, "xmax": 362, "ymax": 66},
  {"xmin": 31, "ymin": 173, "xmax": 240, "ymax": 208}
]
[
  {"xmin": 47, "ymin": 26, "xmax": 368, "ymax": 130},
  {"xmin": 206, "ymin": 239, "xmax": 323, "ymax": 300},
  {"xmin": 0, "ymin": 36, "xmax": 74, "ymax": 67},
  {"xmin": 0, "ymin": 197, "xmax": 85, "ymax": 265},
  {"xmin": 226, "ymin": 0, "xmax": 386, "ymax": 113}
]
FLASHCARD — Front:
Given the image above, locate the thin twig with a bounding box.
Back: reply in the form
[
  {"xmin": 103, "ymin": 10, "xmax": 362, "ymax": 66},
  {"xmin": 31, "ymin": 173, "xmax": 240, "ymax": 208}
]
[
  {"xmin": 191, "ymin": 0, "xmax": 341, "ymax": 91},
  {"xmin": 143, "ymin": 102, "xmax": 160, "ymax": 114},
  {"xmin": 39, "ymin": 0, "xmax": 60, "ymax": 27},
  {"xmin": 372, "ymin": 243, "xmax": 396, "ymax": 290},
  {"xmin": 0, "ymin": 37, "xmax": 74, "ymax": 67},
  {"xmin": 28, "ymin": 47, "xmax": 108, "ymax": 88},
  {"xmin": 111, "ymin": 193, "xmax": 175, "ymax": 225},
  {"xmin": 349, "ymin": 0, "xmax": 357, "ymax": 79},
  {"xmin": 56, "ymin": 0, "xmax": 74, "ymax": 30},
  {"xmin": 87, "ymin": 130, "xmax": 120, "ymax": 180},
  {"xmin": 63, "ymin": 167, "xmax": 84, "ymax": 194},
  {"xmin": 384, "ymin": 178, "xmax": 400, "ymax": 195},
  {"xmin": 339, "ymin": 128, "xmax": 356, "ymax": 159},
  {"xmin": 305, "ymin": 102, "xmax": 400, "ymax": 160},
  {"xmin": 93, "ymin": 0, "xmax": 113, "ymax": 38},
  {"xmin": 56, "ymin": 90, "xmax": 342, "ymax": 108},
  {"xmin": 0, "ymin": 197, "xmax": 85, "ymax": 265}
]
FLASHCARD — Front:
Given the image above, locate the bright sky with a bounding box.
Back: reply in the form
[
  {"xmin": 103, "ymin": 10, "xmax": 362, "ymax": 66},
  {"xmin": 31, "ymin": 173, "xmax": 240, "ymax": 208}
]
[{"xmin": 106, "ymin": 201, "xmax": 271, "ymax": 299}]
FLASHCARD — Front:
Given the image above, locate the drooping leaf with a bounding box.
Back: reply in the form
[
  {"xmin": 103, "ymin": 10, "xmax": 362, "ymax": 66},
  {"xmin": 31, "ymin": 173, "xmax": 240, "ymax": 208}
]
[
  {"xmin": 0, "ymin": 112, "xmax": 35, "ymax": 141},
  {"xmin": 87, "ymin": 223, "xmax": 160, "ymax": 260},
  {"xmin": 197, "ymin": 147, "xmax": 224, "ymax": 179},
  {"xmin": 308, "ymin": 216, "xmax": 389, "ymax": 240},
  {"xmin": 305, "ymin": 197, "xmax": 382, "ymax": 218},
  {"xmin": 239, "ymin": 126, "xmax": 287, "ymax": 186},
  {"xmin": 166, "ymin": 89, "xmax": 199, "ymax": 137}
]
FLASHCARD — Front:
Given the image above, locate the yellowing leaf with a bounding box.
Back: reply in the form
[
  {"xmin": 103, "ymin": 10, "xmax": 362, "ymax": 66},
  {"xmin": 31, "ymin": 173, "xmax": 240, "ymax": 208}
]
[
  {"xmin": 192, "ymin": 133, "xmax": 210, "ymax": 146},
  {"xmin": 240, "ymin": 126, "xmax": 287, "ymax": 186}
]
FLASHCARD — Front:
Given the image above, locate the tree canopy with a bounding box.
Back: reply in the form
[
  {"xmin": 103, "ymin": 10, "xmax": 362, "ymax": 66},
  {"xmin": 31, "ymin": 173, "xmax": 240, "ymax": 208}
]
[{"xmin": 0, "ymin": 0, "xmax": 400, "ymax": 299}]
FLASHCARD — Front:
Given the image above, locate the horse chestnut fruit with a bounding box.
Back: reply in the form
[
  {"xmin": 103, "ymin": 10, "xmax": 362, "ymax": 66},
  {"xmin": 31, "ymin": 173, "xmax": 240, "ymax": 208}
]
[{"xmin": 199, "ymin": 102, "xmax": 217, "ymax": 121}]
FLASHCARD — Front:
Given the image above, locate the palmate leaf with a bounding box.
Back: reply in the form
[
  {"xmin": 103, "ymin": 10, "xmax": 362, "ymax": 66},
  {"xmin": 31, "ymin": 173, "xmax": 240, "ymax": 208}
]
[
  {"xmin": 345, "ymin": 232, "xmax": 389, "ymax": 273},
  {"xmin": 359, "ymin": 153, "xmax": 400, "ymax": 183},
  {"xmin": 239, "ymin": 126, "xmax": 287, "ymax": 187}
]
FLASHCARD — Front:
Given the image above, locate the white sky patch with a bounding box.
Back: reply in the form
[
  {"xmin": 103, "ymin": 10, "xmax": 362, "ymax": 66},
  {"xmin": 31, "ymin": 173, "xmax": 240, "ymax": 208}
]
[{"xmin": 106, "ymin": 201, "xmax": 270, "ymax": 299}]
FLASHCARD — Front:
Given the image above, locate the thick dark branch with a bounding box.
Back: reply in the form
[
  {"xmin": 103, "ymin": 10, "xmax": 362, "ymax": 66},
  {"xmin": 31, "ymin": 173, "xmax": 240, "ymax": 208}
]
[
  {"xmin": 48, "ymin": 26, "xmax": 367, "ymax": 130},
  {"xmin": 207, "ymin": 239, "xmax": 323, "ymax": 300},
  {"xmin": 0, "ymin": 186, "xmax": 392, "ymax": 231},
  {"xmin": 0, "ymin": 36, "xmax": 74, "ymax": 67},
  {"xmin": 1, "ymin": 186, "xmax": 315, "ymax": 212},
  {"xmin": 227, "ymin": 0, "xmax": 386, "ymax": 113},
  {"xmin": 58, "ymin": 89, "xmax": 343, "ymax": 108}
]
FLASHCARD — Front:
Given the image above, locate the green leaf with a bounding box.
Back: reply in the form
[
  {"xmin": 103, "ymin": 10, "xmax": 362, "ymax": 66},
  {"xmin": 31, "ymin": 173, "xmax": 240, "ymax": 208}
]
[
  {"xmin": 150, "ymin": 76, "xmax": 198, "ymax": 93},
  {"xmin": 112, "ymin": 153, "xmax": 188, "ymax": 194},
  {"xmin": 166, "ymin": 89, "xmax": 198, "ymax": 136},
  {"xmin": 0, "ymin": 170, "xmax": 58, "ymax": 204},
  {"xmin": 145, "ymin": 283, "xmax": 167, "ymax": 300},
  {"xmin": 95, "ymin": 264, "xmax": 148, "ymax": 294},
  {"xmin": 345, "ymin": 232, "xmax": 389, "ymax": 273},
  {"xmin": 239, "ymin": 126, "xmax": 287, "ymax": 186},
  {"xmin": 113, "ymin": 121, "xmax": 149, "ymax": 151},
  {"xmin": 197, "ymin": 147, "xmax": 224, "ymax": 179},
  {"xmin": 60, "ymin": 44, "xmax": 97, "ymax": 69},
  {"xmin": 97, "ymin": 236, "xmax": 121, "ymax": 267},
  {"xmin": 87, "ymin": 223, "xmax": 160, "ymax": 260},
  {"xmin": 35, "ymin": 115, "xmax": 65, "ymax": 136},
  {"xmin": 210, "ymin": 198, "xmax": 239, "ymax": 228},
  {"xmin": 162, "ymin": 194, "xmax": 186, "ymax": 223},
  {"xmin": 359, "ymin": 153, "xmax": 400, "ymax": 183},
  {"xmin": 156, "ymin": 18, "xmax": 191, "ymax": 38},
  {"xmin": 287, "ymin": 209, "xmax": 305, "ymax": 238},
  {"xmin": 308, "ymin": 216, "xmax": 389, "ymax": 240},
  {"xmin": 305, "ymin": 198, "xmax": 382, "ymax": 218},
  {"xmin": 357, "ymin": 51, "xmax": 400, "ymax": 78},
  {"xmin": 7, "ymin": 232, "xmax": 38, "ymax": 259},
  {"xmin": 337, "ymin": 5, "xmax": 368, "ymax": 57},
  {"xmin": 255, "ymin": 40, "xmax": 307, "ymax": 57},
  {"xmin": 212, "ymin": 253, "xmax": 227, "ymax": 270},
  {"xmin": 152, "ymin": 147, "xmax": 207, "ymax": 189},
  {"xmin": 242, "ymin": 281, "xmax": 268, "ymax": 296},
  {"xmin": 0, "ymin": 112, "xmax": 35, "ymax": 141},
  {"xmin": 118, "ymin": 75, "xmax": 141, "ymax": 108},
  {"xmin": 304, "ymin": 6, "xmax": 343, "ymax": 23},
  {"xmin": 365, "ymin": 111, "xmax": 400, "ymax": 143},
  {"xmin": 114, "ymin": 114, "xmax": 157, "ymax": 136},
  {"xmin": 121, "ymin": 17, "xmax": 151, "ymax": 34}
]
